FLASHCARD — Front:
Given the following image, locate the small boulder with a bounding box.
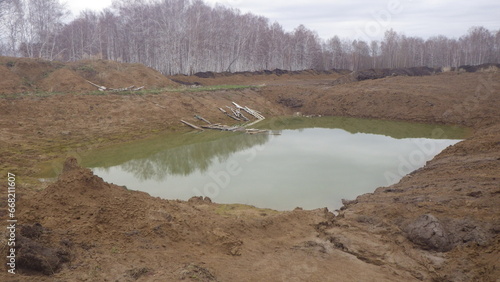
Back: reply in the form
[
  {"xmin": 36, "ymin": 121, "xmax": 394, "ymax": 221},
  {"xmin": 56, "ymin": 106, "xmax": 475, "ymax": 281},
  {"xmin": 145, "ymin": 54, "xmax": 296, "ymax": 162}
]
[{"xmin": 405, "ymin": 214, "xmax": 452, "ymax": 252}]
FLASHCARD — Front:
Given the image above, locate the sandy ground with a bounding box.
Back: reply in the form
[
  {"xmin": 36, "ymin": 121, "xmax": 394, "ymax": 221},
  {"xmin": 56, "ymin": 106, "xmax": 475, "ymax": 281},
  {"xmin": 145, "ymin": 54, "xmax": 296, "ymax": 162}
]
[{"xmin": 0, "ymin": 58, "xmax": 499, "ymax": 281}]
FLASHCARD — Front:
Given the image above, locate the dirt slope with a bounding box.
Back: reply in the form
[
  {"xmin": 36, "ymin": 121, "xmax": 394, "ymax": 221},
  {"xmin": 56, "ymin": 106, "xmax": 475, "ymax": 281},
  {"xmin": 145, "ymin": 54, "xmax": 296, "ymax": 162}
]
[{"xmin": 0, "ymin": 58, "xmax": 499, "ymax": 281}]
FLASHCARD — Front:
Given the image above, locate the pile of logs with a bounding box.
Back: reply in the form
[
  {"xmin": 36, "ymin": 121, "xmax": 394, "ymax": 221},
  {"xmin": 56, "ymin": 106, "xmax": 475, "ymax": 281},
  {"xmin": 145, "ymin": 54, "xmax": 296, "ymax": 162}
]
[
  {"xmin": 86, "ymin": 80, "xmax": 145, "ymax": 92},
  {"xmin": 181, "ymin": 102, "xmax": 270, "ymax": 134},
  {"xmin": 232, "ymin": 102, "xmax": 265, "ymax": 120},
  {"xmin": 218, "ymin": 102, "xmax": 265, "ymax": 121}
]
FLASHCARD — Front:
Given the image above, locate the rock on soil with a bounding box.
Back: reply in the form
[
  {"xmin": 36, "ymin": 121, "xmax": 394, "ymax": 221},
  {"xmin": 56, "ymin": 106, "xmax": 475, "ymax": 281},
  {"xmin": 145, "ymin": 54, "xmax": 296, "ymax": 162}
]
[{"xmin": 405, "ymin": 214, "xmax": 452, "ymax": 252}]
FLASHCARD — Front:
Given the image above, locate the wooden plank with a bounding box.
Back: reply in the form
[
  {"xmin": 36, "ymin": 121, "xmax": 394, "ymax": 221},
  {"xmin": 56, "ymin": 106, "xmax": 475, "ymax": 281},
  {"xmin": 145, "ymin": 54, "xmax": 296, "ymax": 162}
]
[
  {"xmin": 194, "ymin": 115, "xmax": 211, "ymax": 124},
  {"xmin": 180, "ymin": 120, "xmax": 204, "ymax": 131}
]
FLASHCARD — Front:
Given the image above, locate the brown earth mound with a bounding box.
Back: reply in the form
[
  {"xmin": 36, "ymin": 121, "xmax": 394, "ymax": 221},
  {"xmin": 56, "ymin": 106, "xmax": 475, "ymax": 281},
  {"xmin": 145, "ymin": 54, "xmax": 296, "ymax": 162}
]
[
  {"xmin": 0, "ymin": 56, "xmax": 64, "ymax": 85},
  {"xmin": 68, "ymin": 60, "xmax": 178, "ymax": 89},
  {"xmin": 170, "ymin": 69, "xmax": 350, "ymax": 86},
  {"xmin": 0, "ymin": 57, "xmax": 178, "ymax": 94}
]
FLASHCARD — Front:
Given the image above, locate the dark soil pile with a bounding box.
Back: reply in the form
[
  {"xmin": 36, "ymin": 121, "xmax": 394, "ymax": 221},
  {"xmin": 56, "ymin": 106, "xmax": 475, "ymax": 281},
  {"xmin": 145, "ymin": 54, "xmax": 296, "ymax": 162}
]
[
  {"xmin": 457, "ymin": 63, "xmax": 500, "ymax": 72},
  {"xmin": 354, "ymin": 66, "xmax": 440, "ymax": 81},
  {"xmin": 170, "ymin": 69, "xmax": 350, "ymax": 86}
]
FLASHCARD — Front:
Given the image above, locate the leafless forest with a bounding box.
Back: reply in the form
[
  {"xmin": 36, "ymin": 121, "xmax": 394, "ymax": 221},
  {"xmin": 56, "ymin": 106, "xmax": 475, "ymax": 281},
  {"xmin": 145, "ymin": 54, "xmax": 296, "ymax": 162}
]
[{"xmin": 1, "ymin": 0, "xmax": 499, "ymax": 75}]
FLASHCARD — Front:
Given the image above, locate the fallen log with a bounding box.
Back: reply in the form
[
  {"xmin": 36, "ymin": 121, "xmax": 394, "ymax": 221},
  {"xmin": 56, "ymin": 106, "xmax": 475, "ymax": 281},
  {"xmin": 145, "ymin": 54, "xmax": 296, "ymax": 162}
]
[
  {"xmin": 245, "ymin": 129, "xmax": 269, "ymax": 134},
  {"xmin": 238, "ymin": 112, "xmax": 250, "ymax": 121},
  {"xmin": 195, "ymin": 115, "xmax": 211, "ymax": 124},
  {"xmin": 232, "ymin": 102, "xmax": 265, "ymax": 120},
  {"xmin": 233, "ymin": 107, "xmax": 250, "ymax": 121},
  {"xmin": 180, "ymin": 120, "xmax": 204, "ymax": 131},
  {"xmin": 86, "ymin": 80, "xmax": 107, "ymax": 91},
  {"xmin": 219, "ymin": 107, "xmax": 241, "ymax": 121},
  {"xmin": 86, "ymin": 80, "xmax": 145, "ymax": 92},
  {"xmin": 110, "ymin": 85, "xmax": 135, "ymax": 92}
]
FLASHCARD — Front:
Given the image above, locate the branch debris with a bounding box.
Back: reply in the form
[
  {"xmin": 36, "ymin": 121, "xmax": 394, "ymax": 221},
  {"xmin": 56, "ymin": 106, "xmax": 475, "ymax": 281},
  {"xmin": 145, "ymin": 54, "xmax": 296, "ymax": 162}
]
[{"xmin": 86, "ymin": 80, "xmax": 145, "ymax": 92}]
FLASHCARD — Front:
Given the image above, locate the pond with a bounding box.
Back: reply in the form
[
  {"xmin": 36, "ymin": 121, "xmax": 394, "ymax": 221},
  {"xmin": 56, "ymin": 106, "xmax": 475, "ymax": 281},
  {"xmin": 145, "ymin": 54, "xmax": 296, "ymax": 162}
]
[{"xmin": 84, "ymin": 117, "xmax": 469, "ymax": 211}]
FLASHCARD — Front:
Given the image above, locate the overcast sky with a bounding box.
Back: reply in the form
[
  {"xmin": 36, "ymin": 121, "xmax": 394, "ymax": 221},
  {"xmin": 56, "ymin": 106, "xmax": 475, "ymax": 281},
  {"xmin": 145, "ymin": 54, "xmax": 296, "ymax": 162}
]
[{"xmin": 66, "ymin": 0, "xmax": 500, "ymax": 41}]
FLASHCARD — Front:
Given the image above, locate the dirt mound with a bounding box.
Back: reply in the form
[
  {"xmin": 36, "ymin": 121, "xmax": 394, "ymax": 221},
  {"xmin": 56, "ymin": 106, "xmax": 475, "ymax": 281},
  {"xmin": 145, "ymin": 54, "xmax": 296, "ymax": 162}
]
[
  {"xmin": 0, "ymin": 56, "xmax": 178, "ymax": 94},
  {"xmin": 331, "ymin": 66, "xmax": 441, "ymax": 85},
  {"xmin": 457, "ymin": 63, "xmax": 500, "ymax": 73},
  {"xmin": 172, "ymin": 68, "xmax": 350, "ymax": 86},
  {"xmin": 193, "ymin": 68, "xmax": 349, "ymax": 79},
  {"xmin": 330, "ymin": 64, "xmax": 500, "ymax": 86},
  {"xmin": 27, "ymin": 157, "xmax": 150, "ymax": 235},
  {"xmin": 69, "ymin": 60, "xmax": 178, "ymax": 89},
  {"xmin": 38, "ymin": 68, "xmax": 95, "ymax": 93},
  {"xmin": 16, "ymin": 157, "xmax": 148, "ymax": 275},
  {"xmin": 354, "ymin": 66, "xmax": 439, "ymax": 81},
  {"xmin": 0, "ymin": 56, "xmax": 64, "ymax": 85},
  {"xmin": 341, "ymin": 64, "xmax": 500, "ymax": 85}
]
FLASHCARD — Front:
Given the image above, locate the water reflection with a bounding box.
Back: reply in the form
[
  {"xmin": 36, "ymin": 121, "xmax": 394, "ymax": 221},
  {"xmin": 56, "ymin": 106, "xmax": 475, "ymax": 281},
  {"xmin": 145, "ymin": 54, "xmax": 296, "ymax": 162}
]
[
  {"xmin": 117, "ymin": 133, "xmax": 270, "ymax": 181},
  {"xmin": 86, "ymin": 117, "xmax": 468, "ymax": 210},
  {"xmin": 256, "ymin": 116, "xmax": 469, "ymax": 139}
]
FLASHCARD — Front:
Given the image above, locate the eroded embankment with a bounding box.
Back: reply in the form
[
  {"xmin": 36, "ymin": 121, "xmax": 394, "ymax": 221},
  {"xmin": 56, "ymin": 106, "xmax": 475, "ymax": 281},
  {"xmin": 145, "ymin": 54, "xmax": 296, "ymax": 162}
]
[{"xmin": 0, "ymin": 68, "xmax": 499, "ymax": 281}]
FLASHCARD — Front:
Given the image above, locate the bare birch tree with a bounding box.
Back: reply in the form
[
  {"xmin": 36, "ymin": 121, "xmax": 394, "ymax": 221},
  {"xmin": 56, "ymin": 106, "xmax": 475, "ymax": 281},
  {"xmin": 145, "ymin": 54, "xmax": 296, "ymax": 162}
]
[{"xmin": 2, "ymin": 0, "xmax": 498, "ymax": 74}]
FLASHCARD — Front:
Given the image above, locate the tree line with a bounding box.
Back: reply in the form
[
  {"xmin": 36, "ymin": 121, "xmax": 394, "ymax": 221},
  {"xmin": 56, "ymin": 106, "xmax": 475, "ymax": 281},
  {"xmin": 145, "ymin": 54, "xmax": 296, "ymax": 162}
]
[{"xmin": 1, "ymin": 0, "xmax": 499, "ymax": 75}]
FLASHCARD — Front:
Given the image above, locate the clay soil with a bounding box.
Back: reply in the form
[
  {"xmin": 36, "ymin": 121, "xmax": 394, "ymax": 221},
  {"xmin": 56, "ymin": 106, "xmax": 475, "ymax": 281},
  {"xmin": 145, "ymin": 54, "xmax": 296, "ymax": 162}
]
[{"xmin": 0, "ymin": 57, "xmax": 499, "ymax": 281}]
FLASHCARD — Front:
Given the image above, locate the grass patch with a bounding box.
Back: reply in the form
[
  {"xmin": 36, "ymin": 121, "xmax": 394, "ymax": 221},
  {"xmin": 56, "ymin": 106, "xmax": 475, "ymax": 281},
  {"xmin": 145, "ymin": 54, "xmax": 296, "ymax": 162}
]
[
  {"xmin": 166, "ymin": 84, "xmax": 262, "ymax": 93},
  {"xmin": 73, "ymin": 64, "xmax": 98, "ymax": 75},
  {"xmin": 80, "ymin": 88, "xmax": 166, "ymax": 96},
  {"xmin": 79, "ymin": 84, "xmax": 260, "ymax": 95},
  {"xmin": 0, "ymin": 84, "xmax": 263, "ymax": 99},
  {"xmin": 0, "ymin": 91, "xmax": 66, "ymax": 99}
]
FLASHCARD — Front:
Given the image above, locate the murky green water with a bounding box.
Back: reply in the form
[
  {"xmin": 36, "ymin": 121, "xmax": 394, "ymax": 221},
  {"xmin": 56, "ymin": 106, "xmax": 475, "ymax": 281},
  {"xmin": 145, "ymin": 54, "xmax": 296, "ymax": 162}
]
[{"xmin": 85, "ymin": 117, "xmax": 469, "ymax": 211}]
